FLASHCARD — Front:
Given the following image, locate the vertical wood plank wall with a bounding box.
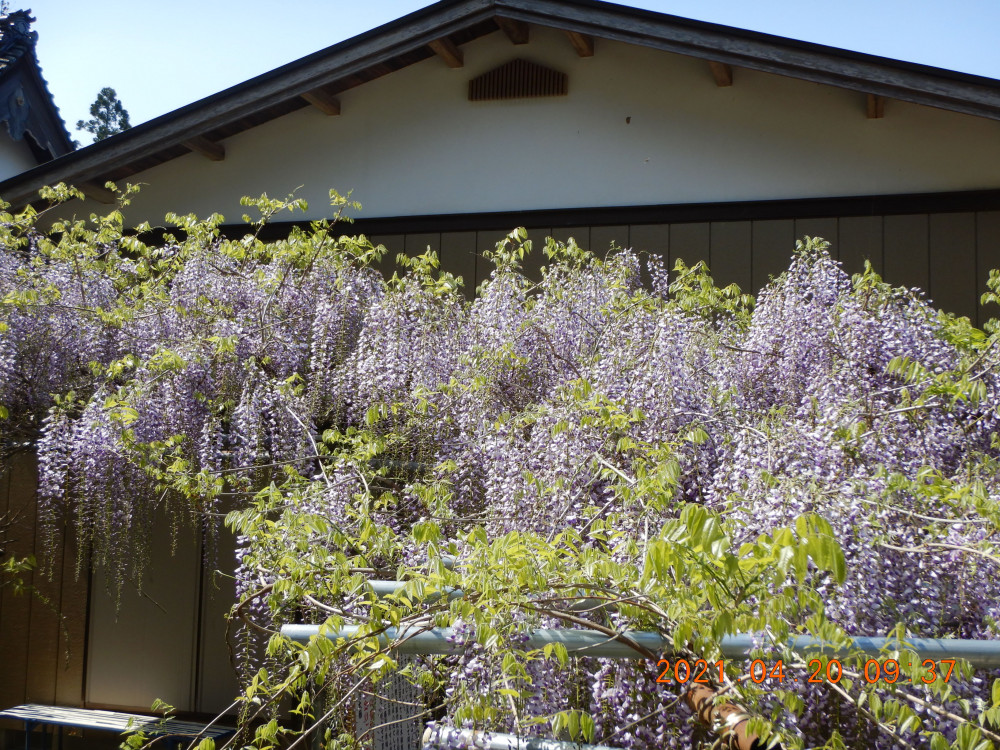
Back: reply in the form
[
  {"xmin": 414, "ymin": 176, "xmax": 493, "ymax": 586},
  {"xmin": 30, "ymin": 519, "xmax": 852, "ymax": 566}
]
[
  {"xmin": 0, "ymin": 452, "xmax": 87, "ymax": 710},
  {"xmin": 85, "ymin": 523, "xmax": 202, "ymax": 711},
  {"xmin": 373, "ymin": 209, "xmax": 1000, "ymax": 324},
  {"xmin": 0, "ymin": 452, "xmax": 239, "ymax": 717}
]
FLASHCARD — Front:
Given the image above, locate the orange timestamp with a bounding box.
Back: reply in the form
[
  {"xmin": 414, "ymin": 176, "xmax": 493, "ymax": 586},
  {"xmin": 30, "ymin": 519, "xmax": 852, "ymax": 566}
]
[{"xmin": 655, "ymin": 657, "xmax": 957, "ymax": 685}]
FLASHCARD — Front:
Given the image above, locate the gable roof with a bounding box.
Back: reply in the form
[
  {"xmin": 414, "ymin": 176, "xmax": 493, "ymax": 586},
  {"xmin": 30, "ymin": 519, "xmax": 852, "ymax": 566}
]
[
  {"xmin": 2, "ymin": 0, "xmax": 999, "ymax": 207},
  {"xmin": 0, "ymin": 10, "xmax": 74, "ymax": 164}
]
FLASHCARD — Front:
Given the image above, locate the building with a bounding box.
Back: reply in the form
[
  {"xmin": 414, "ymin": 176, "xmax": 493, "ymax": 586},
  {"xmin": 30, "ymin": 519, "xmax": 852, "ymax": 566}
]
[
  {"xmin": 1, "ymin": 0, "xmax": 1000, "ymax": 725},
  {"xmin": 0, "ymin": 10, "xmax": 73, "ymax": 180}
]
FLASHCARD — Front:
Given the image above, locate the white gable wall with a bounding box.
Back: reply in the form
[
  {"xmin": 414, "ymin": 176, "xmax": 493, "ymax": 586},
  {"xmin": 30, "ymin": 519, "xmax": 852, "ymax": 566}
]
[
  {"xmin": 80, "ymin": 26, "xmax": 1000, "ymax": 225},
  {"xmin": 0, "ymin": 134, "xmax": 39, "ymax": 183}
]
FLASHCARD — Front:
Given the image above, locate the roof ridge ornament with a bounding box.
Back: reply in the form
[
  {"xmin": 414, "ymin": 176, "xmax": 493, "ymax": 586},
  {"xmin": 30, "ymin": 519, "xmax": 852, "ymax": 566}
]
[{"xmin": 0, "ymin": 10, "xmax": 37, "ymax": 64}]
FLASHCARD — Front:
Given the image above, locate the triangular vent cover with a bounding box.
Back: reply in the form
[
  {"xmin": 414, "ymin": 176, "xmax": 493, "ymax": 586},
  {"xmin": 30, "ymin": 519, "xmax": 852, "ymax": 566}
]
[{"xmin": 468, "ymin": 58, "xmax": 568, "ymax": 101}]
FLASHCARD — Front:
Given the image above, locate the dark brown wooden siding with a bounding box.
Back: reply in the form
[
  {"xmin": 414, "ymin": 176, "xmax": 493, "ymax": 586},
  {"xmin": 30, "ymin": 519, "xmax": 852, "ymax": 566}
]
[
  {"xmin": 0, "ymin": 451, "xmax": 237, "ymax": 717},
  {"xmin": 0, "ymin": 452, "xmax": 87, "ymax": 711},
  {"xmin": 377, "ymin": 209, "xmax": 1000, "ymax": 325}
]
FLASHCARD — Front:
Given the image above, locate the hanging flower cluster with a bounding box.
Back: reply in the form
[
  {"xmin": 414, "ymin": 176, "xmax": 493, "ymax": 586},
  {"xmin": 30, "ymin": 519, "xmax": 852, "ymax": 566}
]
[{"xmin": 2, "ymin": 189, "xmax": 1000, "ymax": 750}]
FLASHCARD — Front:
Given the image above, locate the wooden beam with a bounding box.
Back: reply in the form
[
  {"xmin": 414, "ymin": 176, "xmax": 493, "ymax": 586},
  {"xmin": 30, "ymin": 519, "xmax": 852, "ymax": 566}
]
[
  {"xmin": 709, "ymin": 61, "xmax": 733, "ymax": 87},
  {"xmin": 565, "ymin": 30, "xmax": 594, "ymax": 57},
  {"xmin": 867, "ymin": 93, "xmax": 886, "ymax": 119},
  {"xmin": 495, "ymin": 16, "xmax": 529, "ymax": 44},
  {"xmin": 428, "ymin": 37, "xmax": 463, "ymax": 68},
  {"xmin": 182, "ymin": 135, "xmax": 225, "ymax": 161},
  {"xmin": 78, "ymin": 182, "xmax": 116, "ymax": 204},
  {"xmin": 300, "ymin": 88, "xmax": 342, "ymax": 116}
]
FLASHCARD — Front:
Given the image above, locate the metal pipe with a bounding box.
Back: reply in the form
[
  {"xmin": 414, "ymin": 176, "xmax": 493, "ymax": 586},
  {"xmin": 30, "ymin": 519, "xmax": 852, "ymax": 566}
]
[
  {"xmin": 282, "ymin": 624, "xmax": 663, "ymax": 657},
  {"xmin": 281, "ymin": 624, "xmax": 1000, "ymax": 668},
  {"xmin": 366, "ymin": 581, "xmax": 604, "ymax": 611},
  {"xmin": 422, "ymin": 726, "xmax": 621, "ymax": 750}
]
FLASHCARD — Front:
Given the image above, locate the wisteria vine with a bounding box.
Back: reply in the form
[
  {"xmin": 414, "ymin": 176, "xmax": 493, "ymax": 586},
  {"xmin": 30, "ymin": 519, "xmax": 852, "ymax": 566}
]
[{"xmin": 2, "ymin": 184, "xmax": 1000, "ymax": 749}]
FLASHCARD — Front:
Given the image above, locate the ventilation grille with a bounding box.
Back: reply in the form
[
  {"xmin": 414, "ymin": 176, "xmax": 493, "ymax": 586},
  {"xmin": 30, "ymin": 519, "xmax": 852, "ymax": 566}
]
[{"xmin": 468, "ymin": 58, "xmax": 567, "ymax": 101}]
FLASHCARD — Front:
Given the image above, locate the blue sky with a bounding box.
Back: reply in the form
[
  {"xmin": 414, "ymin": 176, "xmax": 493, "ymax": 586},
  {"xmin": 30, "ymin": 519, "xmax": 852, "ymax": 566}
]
[{"xmin": 35, "ymin": 0, "xmax": 1000, "ymax": 143}]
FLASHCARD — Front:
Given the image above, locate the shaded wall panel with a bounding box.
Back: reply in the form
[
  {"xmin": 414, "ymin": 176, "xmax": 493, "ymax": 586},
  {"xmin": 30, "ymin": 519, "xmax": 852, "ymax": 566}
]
[
  {"xmin": 628, "ymin": 224, "xmax": 669, "ymax": 254},
  {"xmin": 550, "ymin": 226, "xmax": 590, "ymax": 248},
  {"xmin": 54, "ymin": 529, "xmax": 87, "ymax": 707},
  {"xmin": 366, "ymin": 215, "xmax": 996, "ymax": 318},
  {"xmin": 976, "ymin": 211, "xmax": 1000, "ymax": 325},
  {"xmin": 439, "ymin": 231, "xmax": 479, "ymax": 298},
  {"xmin": 794, "ymin": 218, "xmax": 838, "ymax": 254},
  {"xmin": 628, "ymin": 224, "xmax": 669, "ymax": 263},
  {"xmin": 629, "ymin": 224, "xmax": 670, "ymax": 288},
  {"xmin": 839, "ymin": 216, "xmax": 883, "ymax": 276},
  {"xmin": 86, "ymin": 522, "xmax": 201, "ymax": 711},
  {"xmin": 929, "ymin": 213, "xmax": 977, "ymax": 321},
  {"xmin": 197, "ymin": 527, "xmax": 240, "ymax": 715},
  {"xmin": 710, "ymin": 221, "xmax": 751, "ymax": 292},
  {"xmin": 752, "ymin": 219, "xmax": 795, "ymax": 291},
  {"xmin": 403, "ymin": 232, "xmax": 441, "ymax": 256},
  {"xmin": 669, "ymin": 222, "xmax": 710, "ymax": 271},
  {"xmin": 0, "ymin": 455, "xmax": 19, "ymax": 710},
  {"xmin": 372, "ymin": 234, "xmax": 405, "ymax": 278},
  {"xmin": 475, "ymin": 230, "xmax": 507, "ymax": 288},
  {"xmin": 521, "ymin": 227, "xmax": 552, "ymax": 282},
  {"xmin": 883, "ymin": 214, "xmax": 929, "ymax": 293},
  {"xmin": 0, "ymin": 453, "xmax": 37, "ymax": 709},
  {"xmin": 25, "ymin": 507, "xmax": 62, "ymax": 705},
  {"xmin": 590, "ymin": 225, "xmax": 629, "ymax": 255},
  {"xmin": 0, "ymin": 454, "xmax": 86, "ymax": 711}
]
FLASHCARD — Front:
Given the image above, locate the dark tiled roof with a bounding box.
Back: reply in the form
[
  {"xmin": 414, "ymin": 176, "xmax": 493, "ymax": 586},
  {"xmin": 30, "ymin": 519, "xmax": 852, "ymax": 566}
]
[
  {"xmin": 0, "ymin": 9, "xmax": 74, "ymax": 162},
  {"xmin": 0, "ymin": 10, "xmax": 36, "ymax": 67}
]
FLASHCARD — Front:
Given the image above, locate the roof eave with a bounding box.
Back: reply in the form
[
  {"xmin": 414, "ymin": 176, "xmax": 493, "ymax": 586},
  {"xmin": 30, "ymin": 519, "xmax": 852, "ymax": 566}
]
[
  {"xmin": 21, "ymin": 51, "xmax": 75, "ymax": 158},
  {"xmin": 496, "ymin": 0, "xmax": 1000, "ymax": 120},
  {"xmin": 0, "ymin": 0, "xmax": 496, "ymax": 207},
  {"xmin": 3, "ymin": 0, "xmax": 1000, "ymax": 209}
]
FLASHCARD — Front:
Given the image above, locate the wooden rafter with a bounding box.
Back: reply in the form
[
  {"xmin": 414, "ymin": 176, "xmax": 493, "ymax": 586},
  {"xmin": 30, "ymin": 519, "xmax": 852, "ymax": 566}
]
[
  {"xmin": 300, "ymin": 88, "xmax": 342, "ymax": 116},
  {"xmin": 709, "ymin": 61, "xmax": 733, "ymax": 87},
  {"xmin": 867, "ymin": 93, "xmax": 886, "ymax": 118},
  {"xmin": 565, "ymin": 30, "xmax": 594, "ymax": 57},
  {"xmin": 182, "ymin": 135, "xmax": 225, "ymax": 161},
  {"xmin": 428, "ymin": 37, "xmax": 464, "ymax": 68},
  {"xmin": 78, "ymin": 181, "xmax": 116, "ymax": 204},
  {"xmin": 495, "ymin": 16, "xmax": 529, "ymax": 44}
]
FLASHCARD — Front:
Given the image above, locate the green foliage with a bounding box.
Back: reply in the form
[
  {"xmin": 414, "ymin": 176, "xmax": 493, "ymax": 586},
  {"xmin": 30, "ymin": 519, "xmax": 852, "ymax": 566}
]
[
  {"xmin": 1, "ymin": 551, "xmax": 34, "ymax": 595},
  {"xmin": 669, "ymin": 257, "xmax": 754, "ymax": 324}
]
